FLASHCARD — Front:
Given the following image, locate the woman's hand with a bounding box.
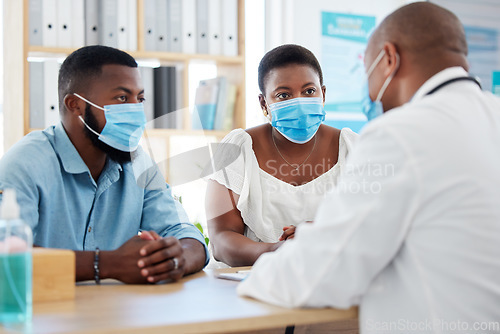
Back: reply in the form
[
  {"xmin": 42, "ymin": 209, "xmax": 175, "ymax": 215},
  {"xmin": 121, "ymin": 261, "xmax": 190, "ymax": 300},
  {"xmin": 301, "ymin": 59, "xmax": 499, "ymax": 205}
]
[{"xmin": 279, "ymin": 221, "xmax": 313, "ymax": 241}]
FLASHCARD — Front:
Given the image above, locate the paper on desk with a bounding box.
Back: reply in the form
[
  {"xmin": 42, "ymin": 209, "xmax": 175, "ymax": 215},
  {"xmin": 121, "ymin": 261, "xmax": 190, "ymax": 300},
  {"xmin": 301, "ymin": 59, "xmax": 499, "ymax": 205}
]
[{"xmin": 215, "ymin": 270, "xmax": 251, "ymax": 281}]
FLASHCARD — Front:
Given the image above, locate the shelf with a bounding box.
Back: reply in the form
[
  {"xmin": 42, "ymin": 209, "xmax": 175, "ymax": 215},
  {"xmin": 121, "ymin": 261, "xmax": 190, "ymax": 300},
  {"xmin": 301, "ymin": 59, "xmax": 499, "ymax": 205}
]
[
  {"xmin": 3, "ymin": 0, "xmax": 246, "ymax": 158},
  {"xmin": 27, "ymin": 46, "xmax": 245, "ymax": 65},
  {"xmin": 145, "ymin": 128, "xmax": 232, "ymax": 138},
  {"xmin": 29, "ymin": 128, "xmax": 232, "ymax": 139}
]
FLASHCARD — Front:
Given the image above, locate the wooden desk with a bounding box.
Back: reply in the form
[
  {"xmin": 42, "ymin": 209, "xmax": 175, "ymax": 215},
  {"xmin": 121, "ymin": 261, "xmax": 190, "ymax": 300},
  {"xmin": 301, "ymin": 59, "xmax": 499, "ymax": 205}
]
[{"xmin": 0, "ymin": 268, "xmax": 357, "ymax": 334}]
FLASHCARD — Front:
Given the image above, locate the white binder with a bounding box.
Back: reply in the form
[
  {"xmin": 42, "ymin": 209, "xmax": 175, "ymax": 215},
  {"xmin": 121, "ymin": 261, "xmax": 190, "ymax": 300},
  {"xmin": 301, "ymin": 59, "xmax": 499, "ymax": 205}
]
[
  {"xmin": 99, "ymin": 0, "xmax": 118, "ymax": 47},
  {"xmin": 85, "ymin": 0, "xmax": 99, "ymax": 45},
  {"xmin": 29, "ymin": 0, "xmax": 43, "ymax": 46},
  {"xmin": 196, "ymin": 0, "xmax": 209, "ymax": 54},
  {"xmin": 117, "ymin": 1, "xmax": 128, "ymax": 50},
  {"xmin": 56, "ymin": 0, "xmax": 72, "ymax": 48},
  {"xmin": 168, "ymin": 0, "xmax": 182, "ymax": 53},
  {"xmin": 155, "ymin": 0, "xmax": 169, "ymax": 51},
  {"xmin": 139, "ymin": 66, "xmax": 155, "ymax": 130},
  {"xmin": 71, "ymin": 0, "xmax": 85, "ymax": 48},
  {"xmin": 222, "ymin": 0, "xmax": 238, "ymax": 57},
  {"xmin": 43, "ymin": 60, "xmax": 61, "ymax": 127},
  {"xmin": 127, "ymin": 0, "xmax": 138, "ymax": 51},
  {"xmin": 181, "ymin": 0, "xmax": 196, "ymax": 54},
  {"xmin": 143, "ymin": 0, "xmax": 156, "ymax": 51},
  {"xmin": 42, "ymin": 0, "xmax": 58, "ymax": 47},
  {"xmin": 207, "ymin": 0, "xmax": 222, "ymax": 55},
  {"xmin": 29, "ymin": 61, "xmax": 45, "ymax": 129}
]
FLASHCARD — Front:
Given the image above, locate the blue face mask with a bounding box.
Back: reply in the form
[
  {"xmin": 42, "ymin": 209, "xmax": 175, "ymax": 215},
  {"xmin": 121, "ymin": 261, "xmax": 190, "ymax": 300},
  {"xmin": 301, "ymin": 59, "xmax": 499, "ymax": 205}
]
[
  {"xmin": 361, "ymin": 49, "xmax": 399, "ymax": 121},
  {"xmin": 268, "ymin": 97, "xmax": 326, "ymax": 144},
  {"xmin": 361, "ymin": 81, "xmax": 384, "ymax": 121},
  {"xmin": 74, "ymin": 93, "xmax": 147, "ymax": 152}
]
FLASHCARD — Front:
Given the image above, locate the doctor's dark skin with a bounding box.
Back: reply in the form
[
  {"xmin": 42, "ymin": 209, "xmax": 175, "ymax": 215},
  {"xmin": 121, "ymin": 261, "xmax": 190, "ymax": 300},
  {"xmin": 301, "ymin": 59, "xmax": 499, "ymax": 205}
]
[
  {"xmin": 62, "ymin": 64, "xmax": 206, "ymax": 283},
  {"xmin": 206, "ymin": 63, "xmax": 340, "ymax": 266}
]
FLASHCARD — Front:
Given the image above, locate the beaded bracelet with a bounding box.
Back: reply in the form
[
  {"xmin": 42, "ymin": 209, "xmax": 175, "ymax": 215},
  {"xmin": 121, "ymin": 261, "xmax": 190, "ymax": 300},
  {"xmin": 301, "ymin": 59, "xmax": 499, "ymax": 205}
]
[{"xmin": 94, "ymin": 247, "xmax": 100, "ymax": 285}]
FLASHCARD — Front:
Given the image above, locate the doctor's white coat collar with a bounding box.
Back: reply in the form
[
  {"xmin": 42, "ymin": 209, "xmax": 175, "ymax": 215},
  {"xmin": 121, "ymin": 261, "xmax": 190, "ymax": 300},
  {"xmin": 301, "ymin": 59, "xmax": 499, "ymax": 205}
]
[{"xmin": 410, "ymin": 66, "xmax": 469, "ymax": 102}]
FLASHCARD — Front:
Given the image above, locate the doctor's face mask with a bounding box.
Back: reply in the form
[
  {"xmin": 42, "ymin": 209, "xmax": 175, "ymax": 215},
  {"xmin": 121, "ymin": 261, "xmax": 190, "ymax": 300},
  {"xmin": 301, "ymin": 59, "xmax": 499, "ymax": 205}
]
[{"xmin": 361, "ymin": 49, "xmax": 400, "ymax": 121}]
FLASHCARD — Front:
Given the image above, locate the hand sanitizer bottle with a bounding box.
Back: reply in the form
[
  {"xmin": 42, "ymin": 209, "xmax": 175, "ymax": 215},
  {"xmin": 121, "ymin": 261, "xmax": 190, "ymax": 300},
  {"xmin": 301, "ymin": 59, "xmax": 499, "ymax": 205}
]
[{"xmin": 0, "ymin": 189, "xmax": 33, "ymax": 323}]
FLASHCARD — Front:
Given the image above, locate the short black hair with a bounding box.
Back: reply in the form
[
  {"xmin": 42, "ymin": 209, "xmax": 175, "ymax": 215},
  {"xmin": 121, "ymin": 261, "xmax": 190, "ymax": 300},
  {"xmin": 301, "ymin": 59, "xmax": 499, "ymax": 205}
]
[
  {"xmin": 258, "ymin": 44, "xmax": 323, "ymax": 94},
  {"xmin": 58, "ymin": 45, "xmax": 137, "ymax": 113}
]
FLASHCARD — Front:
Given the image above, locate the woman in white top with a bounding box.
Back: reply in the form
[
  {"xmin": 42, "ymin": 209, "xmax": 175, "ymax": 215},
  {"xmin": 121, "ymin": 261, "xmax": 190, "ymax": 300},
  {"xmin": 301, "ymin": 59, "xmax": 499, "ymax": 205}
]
[{"xmin": 205, "ymin": 44, "xmax": 357, "ymax": 267}]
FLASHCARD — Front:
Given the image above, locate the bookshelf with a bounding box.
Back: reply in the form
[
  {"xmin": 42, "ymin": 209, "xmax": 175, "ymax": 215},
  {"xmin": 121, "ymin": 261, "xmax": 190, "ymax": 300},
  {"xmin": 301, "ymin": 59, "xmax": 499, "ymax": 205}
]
[{"xmin": 3, "ymin": 0, "xmax": 246, "ymax": 182}]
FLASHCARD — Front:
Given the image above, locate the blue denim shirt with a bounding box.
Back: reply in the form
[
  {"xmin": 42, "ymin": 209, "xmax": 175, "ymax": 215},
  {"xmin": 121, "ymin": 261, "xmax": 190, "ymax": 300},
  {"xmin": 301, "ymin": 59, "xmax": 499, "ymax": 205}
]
[{"xmin": 0, "ymin": 124, "xmax": 208, "ymax": 263}]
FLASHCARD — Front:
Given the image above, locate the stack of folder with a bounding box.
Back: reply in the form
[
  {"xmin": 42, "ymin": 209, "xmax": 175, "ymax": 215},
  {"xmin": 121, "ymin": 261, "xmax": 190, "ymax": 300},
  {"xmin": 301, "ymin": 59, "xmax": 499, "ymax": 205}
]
[
  {"xmin": 27, "ymin": 0, "xmax": 240, "ymax": 130},
  {"xmin": 29, "ymin": 0, "xmax": 138, "ymax": 51},
  {"xmin": 29, "ymin": 0, "xmax": 239, "ymax": 56},
  {"xmin": 29, "ymin": 60, "xmax": 61, "ymax": 129},
  {"xmin": 144, "ymin": 0, "xmax": 239, "ymax": 56},
  {"xmin": 139, "ymin": 65, "xmax": 183, "ymax": 130}
]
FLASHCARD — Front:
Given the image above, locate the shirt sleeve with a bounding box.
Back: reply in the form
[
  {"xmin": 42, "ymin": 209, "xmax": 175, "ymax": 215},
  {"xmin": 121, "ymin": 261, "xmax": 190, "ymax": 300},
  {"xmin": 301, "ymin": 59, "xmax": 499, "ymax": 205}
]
[
  {"xmin": 203, "ymin": 129, "xmax": 249, "ymax": 195},
  {"xmin": 340, "ymin": 127, "xmax": 359, "ymax": 155},
  {"xmin": 237, "ymin": 122, "xmax": 422, "ymax": 308},
  {"xmin": 137, "ymin": 152, "xmax": 209, "ymax": 266},
  {"xmin": 0, "ymin": 141, "xmax": 42, "ymax": 232}
]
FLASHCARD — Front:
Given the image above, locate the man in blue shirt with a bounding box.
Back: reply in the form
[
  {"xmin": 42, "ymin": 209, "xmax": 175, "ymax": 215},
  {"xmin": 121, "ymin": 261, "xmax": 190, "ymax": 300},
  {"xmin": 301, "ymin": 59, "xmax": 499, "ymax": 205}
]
[{"xmin": 0, "ymin": 45, "xmax": 208, "ymax": 284}]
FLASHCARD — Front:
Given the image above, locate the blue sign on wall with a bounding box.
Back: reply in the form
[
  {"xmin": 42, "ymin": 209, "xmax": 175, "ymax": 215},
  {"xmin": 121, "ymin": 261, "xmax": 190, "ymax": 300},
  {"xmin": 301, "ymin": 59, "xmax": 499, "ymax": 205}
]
[{"xmin": 321, "ymin": 12, "xmax": 376, "ymax": 133}]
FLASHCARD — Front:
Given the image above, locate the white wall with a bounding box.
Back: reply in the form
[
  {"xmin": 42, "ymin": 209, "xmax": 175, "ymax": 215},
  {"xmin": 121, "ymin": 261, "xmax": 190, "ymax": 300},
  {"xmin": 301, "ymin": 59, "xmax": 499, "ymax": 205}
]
[
  {"xmin": 265, "ymin": 0, "xmax": 417, "ymax": 63},
  {"xmin": 263, "ymin": 0, "xmax": 500, "ymax": 91},
  {"xmin": 432, "ymin": 0, "xmax": 500, "ymax": 27},
  {"xmin": 431, "ymin": 0, "xmax": 500, "ymax": 90},
  {"xmin": 245, "ymin": 0, "xmax": 266, "ymax": 128}
]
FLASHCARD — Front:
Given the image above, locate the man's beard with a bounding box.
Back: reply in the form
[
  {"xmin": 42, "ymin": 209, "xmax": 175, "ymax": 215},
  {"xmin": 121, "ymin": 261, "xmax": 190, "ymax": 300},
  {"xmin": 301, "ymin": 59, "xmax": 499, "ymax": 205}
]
[{"xmin": 83, "ymin": 104, "xmax": 135, "ymax": 164}]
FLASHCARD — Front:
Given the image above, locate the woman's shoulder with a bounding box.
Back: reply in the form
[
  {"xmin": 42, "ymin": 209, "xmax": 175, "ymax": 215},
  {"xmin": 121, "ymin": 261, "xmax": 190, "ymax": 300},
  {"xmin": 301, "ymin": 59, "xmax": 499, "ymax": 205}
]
[
  {"xmin": 212, "ymin": 128, "xmax": 258, "ymax": 167},
  {"xmin": 337, "ymin": 127, "xmax": 359, "ymax": 159},
  {"xmin": 319, "ymin": 125, "xmax": 358, "ymax": 157},
  {"xmin": 220, "ymin": 128, "xmax": 252, "ymax": 147},
  {"xmin": 339, "ymin": 127, "xmax": 359, "ymax": 145},
  {"xmin": 244, "ymin": 124, "xmax": 272, "ymax": 151},
  {"xmin": 245, "ymin": 124, "xmax": 269, "ymax": 140}
]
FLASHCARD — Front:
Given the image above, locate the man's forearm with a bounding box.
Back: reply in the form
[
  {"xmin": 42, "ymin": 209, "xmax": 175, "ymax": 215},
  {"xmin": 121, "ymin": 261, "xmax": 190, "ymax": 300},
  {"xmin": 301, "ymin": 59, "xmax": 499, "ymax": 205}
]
[
  {"xmin": 74, "ymin": 250, "xmax": 97, "ymax": 282},
  {"xmin": 180, "ymin": 238, "xmax": 206, "ymax": 275},
  {"xmin": 74, "ymin": 250, "xmax": 115, "ymax": 282}
]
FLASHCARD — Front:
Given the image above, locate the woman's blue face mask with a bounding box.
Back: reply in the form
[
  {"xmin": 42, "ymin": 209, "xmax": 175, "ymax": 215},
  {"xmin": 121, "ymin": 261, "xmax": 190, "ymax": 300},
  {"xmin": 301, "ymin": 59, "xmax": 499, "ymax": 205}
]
[
  {"xmin": 74, "ymin": 93, "xmax": 147, "ymax": 152},
  {"xmin": 267, "ymin": 97, "xmax": 326, "ymax": 144}
]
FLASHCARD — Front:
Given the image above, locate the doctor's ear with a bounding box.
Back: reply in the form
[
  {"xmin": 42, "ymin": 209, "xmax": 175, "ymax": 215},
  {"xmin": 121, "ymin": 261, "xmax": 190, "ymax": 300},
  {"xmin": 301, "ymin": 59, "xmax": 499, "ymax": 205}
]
[
  {"xmin": 382, "ymin": 42, "xmax": 399, "ymax": 75},
  {"xmin": 321, "ymin": 86, "xmax": 326, "ymax": 104}
]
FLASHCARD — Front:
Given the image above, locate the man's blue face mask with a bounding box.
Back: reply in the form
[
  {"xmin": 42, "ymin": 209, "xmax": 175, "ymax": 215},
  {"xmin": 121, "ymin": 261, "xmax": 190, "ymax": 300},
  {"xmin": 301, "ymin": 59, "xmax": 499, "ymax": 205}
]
[
  {"xmin": 267, "ymin": 97, "xmax": 326, "ymax": 144},
  {"xmin": 362, "ymin": 49, "xmax": 399, "ymax": 121},
  {"xmin": 74, "ymin": 93, "xmax": 147, "ymax": 152}
]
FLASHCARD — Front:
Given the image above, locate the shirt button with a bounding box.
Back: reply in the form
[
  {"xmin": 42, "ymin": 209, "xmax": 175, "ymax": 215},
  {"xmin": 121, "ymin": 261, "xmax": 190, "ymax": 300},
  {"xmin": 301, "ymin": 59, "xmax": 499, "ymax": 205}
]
[{"xmin": 88, "ymin": 226, "xmax": 92, "ymax": 233}]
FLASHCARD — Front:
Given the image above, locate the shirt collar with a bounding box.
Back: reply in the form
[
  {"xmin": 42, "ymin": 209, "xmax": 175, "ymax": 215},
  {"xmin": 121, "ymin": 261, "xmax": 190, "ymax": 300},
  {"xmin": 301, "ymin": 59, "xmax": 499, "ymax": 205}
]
[
  {"xmin": 411, "ymin": 66, "xmax": 469, "ymax": 102},
  {"xmin": 51, "ymin": 123, "xmax": 123, "ymax": 175}
]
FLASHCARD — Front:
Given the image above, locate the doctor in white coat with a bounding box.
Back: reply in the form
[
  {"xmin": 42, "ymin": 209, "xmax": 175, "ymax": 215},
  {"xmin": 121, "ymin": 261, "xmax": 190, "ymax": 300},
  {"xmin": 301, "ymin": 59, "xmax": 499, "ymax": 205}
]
[{"xmin": 238, "ymin": 2, "xmax": 500, "ymax": 333}]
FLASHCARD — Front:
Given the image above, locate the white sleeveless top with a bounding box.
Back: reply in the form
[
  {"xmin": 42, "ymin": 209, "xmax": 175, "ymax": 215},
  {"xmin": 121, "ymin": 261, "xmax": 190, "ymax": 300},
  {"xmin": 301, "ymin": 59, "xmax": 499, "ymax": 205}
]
[{"xmin": 208, "ymin": 127, "xmax": 358, "ymax": 243}]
